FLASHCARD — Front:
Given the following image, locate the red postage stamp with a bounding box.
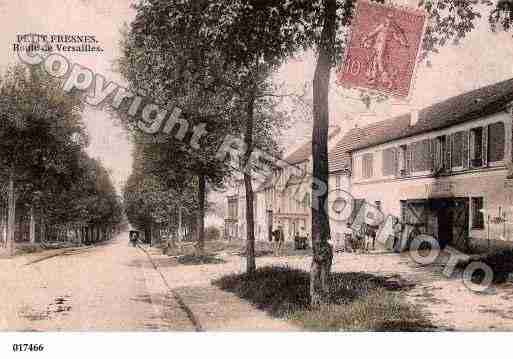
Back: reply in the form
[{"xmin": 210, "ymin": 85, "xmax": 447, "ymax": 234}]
[{"xmin": 336, "ymin": 0, "xmax": 427, "ymax": 98}]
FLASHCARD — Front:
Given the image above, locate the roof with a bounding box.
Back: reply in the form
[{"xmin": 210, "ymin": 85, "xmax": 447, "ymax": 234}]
[
  {"xmin": 284, "ymin": 126, "xmax": 341, "ymax": 165},
  {"xmin": 354, "ymin": 78, "xmax": 513, "ymax": 151},
  {"xmin": 328, "ymin": 78, "xmax": 513, "ymax": 172}
]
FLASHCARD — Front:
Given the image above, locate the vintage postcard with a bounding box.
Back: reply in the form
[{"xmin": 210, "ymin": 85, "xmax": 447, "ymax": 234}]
[{"xmin": 1, "ymin": 0, "xmax": 513, "ymax": 357}]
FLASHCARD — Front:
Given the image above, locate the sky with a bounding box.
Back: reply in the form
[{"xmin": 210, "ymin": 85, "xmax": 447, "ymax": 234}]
[{"xmin": 0, "ymin": 0, "xmax": 512, "ymax": 197}]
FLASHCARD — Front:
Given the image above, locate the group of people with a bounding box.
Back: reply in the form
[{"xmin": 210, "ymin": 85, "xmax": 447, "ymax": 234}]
[
  {"xmin": 339, "ymin": 216, "xmax": 419, "ymax": 253},
  {"xmin": 341, "ymin": 222, "xmax": 380, "ymax": 253},
  {"xmin": 271, "ymin": 227, "xmax": 285, "ymax": 256},
  {"xmin": 270, "ymin": 225, "xmax": 310, "ymax": 256}
]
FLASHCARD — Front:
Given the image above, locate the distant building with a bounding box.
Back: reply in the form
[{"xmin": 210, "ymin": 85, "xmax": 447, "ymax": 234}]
[
  {"xmin": 224, "ymin": 127, "xmax": 345, "ymax": 242},
  {"xmin": 224, "ymin": 194, "xmax": 239, "ymax": 241}
]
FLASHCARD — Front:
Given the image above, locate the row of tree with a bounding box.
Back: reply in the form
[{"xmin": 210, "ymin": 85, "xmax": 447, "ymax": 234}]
[
  {"xmin": 119, "ymin": 0, "xmax": 513, "ymax": 306},
  {"xmin": 118, "ymin": 0, "xmax": 286, "ymax": 258},
  {"xmin": 0, "ymin": 64, "xmax": 124, "ymax": 255},
  {"xmin": 123, "ymin": 140, "xmax": 201, "ymax": 245}
]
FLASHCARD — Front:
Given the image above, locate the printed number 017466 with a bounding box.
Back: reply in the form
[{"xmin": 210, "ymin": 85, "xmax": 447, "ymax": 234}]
[{"xmin": 12, "ymin": 344, "xmax": 45, "ymax": 352}]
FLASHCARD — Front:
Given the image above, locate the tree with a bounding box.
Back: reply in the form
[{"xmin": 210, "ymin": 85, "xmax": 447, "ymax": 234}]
[
  {"xmin": 117, "ymin": 1, "xmax": 285, "ymax": 258},
  {"xmin": 123, "ymin": 0, "xmax": 289, "ymax": 274},
  {"xmin": 179, "ymin": 0, "xmax": 342, "ymax": 302},
  {"xmin": 0, "ymin": 64, "xmax": 123, "ymax": 253},
  {"xmin": 42, "ymin": 153, "xmax": 123, "ymax": 244},
  {"xmin": 0, "ymin": 64, "xmax": 86, "ymax": 253},
  {"xmin": 123, "ymin": 141, "xmax": 200, "ymax": 244}
]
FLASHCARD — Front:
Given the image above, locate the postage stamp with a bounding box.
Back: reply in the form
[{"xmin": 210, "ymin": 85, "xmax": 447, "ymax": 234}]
[{"xmin": 336, "ymin": 0, "xmax": 427, "ymax": 98}]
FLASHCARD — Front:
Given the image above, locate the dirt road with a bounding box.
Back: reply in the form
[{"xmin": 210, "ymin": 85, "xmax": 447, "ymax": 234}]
[
  {"xmin": 0, "ymin": 233, "xmax": 295, "ymax": 331},
  {"xmin": 3, "ymin": 233, "xmax": 512, "ymax": 331},
  {"xmin": 0, "ymin": 233, "xmax": 198, "ymax": 331}
]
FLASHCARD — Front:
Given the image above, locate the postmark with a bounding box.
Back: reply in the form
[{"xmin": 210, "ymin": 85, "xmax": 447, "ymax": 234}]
[{"xmin": 336, "ymin": 0, "xmax": 427, "ymax": 98}]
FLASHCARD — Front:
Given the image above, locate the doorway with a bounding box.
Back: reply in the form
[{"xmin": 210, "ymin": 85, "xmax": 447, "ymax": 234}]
[{"xmin": 401, "ymin": 197, "xmax": 469, "ymax": 250}]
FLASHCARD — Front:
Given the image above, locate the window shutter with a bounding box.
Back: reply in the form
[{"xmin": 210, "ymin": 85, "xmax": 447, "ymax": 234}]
[
  {"xmin": 462, "ymin": 131, "xmax": 469, "ymax": 169},
  {"xmin": 394, "ymin": 147, "xmax": 399, "ymax": 176},
  {"xmin": 409, "ymin": 146, "xmax": 414, "ymax": 174},
  {"xmin": 434, "ymin": 138, "xmax": 441, "ymax": 171},
  {"xmin": 482, "ymin": 125, "xmax": 488, "ymax": 166},
  {"xmin": 429, "ymin": 138, "xmax": 435, "ymax": 171},
  {"xmin": 405, "ymin": 145, "xmax": 411, "ymax": 175},
  {"xmin": 488, "ymin": 122, "xmax": 505, "ymax": 162},
  {"xmin": 444, "ymin": 135, "xmax": 451, "ymax": 171},
  {"xmin": 369, "ymin": 154, "xmax": 373, "ymax": 177}
]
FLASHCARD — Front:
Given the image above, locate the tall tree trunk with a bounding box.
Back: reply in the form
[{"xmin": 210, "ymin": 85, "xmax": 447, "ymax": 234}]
[
  {"xmin": 150, "ymin": 223, "xmax": 154, "ymax": 247},
  {"xmin": 145, "ymin": 224, "xmax": 151, "ymax": 245},
  {"xmin": 178, "ymin": 206, "xmax": 182, "ymax": 241},
  {"xmin": 243, "ymin": 94, "xmax": 256, "ymax": 276},
  {"xmin": 196, "ymin": 174, "xmax": 206, "ymax": 255},
  {"xmin": 310, "ymin": 0, "xmax": 336, "ymax": 307},
  {"xmin": 29, "ymin": 205, "xmax": 36, "ymax": 244},
  {"xmin": 40, "ymin": 214, "xmax": 46, "ymax": 244},
  {"xmin": 6, "ymin": 170, "xmax": 16, "ymax": 256},
  {"xmin": 1, "ymin": 204, "xmax": 6, "ymax": 247}
]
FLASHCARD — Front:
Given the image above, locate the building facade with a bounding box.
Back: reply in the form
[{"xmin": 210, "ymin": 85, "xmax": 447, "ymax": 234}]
[
  {"xmin": 225, "ymin": 78, "xmax": 513, "ymax": 251},
  {"xmin": 346, "ymin": 78, "xmax": 513, "ymax": 250},
  {"xmin": 224, "ymin": 127, "xmax": 346, "ymax": 242}
]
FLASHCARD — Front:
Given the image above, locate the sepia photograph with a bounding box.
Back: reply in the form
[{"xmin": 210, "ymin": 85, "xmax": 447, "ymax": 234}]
[{"xmin": 0, "ymin": 0, "xmax": 513, "ymax": 357}]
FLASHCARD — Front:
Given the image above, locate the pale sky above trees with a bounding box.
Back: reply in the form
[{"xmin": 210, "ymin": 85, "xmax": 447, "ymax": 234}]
[{"xmin": 0, "ymin": 0, "xmax": 511, "ymax": 192}]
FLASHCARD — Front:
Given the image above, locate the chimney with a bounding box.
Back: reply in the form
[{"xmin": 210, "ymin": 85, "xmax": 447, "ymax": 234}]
[{"xmin": 410, "ymin": 109, "xmax": 419, "ymax": 127}]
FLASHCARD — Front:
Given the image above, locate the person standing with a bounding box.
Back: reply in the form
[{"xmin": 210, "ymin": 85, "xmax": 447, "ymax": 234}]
[{"xmin": 277, "ymin": 225, "xmax": 285, "ymax": 256}]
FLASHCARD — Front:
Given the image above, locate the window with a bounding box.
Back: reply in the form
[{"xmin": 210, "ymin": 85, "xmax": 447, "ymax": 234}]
[
  {"xmin": 488, "ymin": 122, "xmax": 505, "ymax": 163},
  {"xmin": 362, "ymin": 153, "xmax": 373, "ymax": 178},
  {"xmin": 303, "ymin": 192, "xmax": 311, "ymax": 208},
  {"xmin": 228, "ymin": 200, "xmax": 238, "ymax": 218},
  {"xmin": 435, "ymin": 135, "xmax": 447, "ymax": 171},
  {"xmin": 472, "ymin": 197, "xmax": 485, "ymax": 229},
  {"xmin": 288, "ymin": 188, "xmax": 294, "ymax": 212},
  {"xmin": 336, "ymin": 175, "xmax": 341, "ymax": 188},
  {"xmin": 451, "ymin": 132, "xmax": 464, "ymax": 168},
  {"xmin": 398, "ymin": 145, "xmax": 408, "ymax": 175},
  {"xmin": 412, "ymin": 139, "xmax": 431, "ymax": 172},
  {"xmin": 470, "ymin": 127, "xmax": 483, "ymax": 167},
  {"xmin": 375, "ymin": 201, "xmax": 382, "ymax": 212},
  {"xmin": 382, "ymin": 147, "xmax": 397, "ymax": 176}
]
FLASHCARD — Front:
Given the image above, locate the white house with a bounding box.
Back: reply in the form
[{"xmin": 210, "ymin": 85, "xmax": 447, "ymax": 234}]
[{"xmin": 343, "ymin": 78, "xmax": 513, "ymax": 251}]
